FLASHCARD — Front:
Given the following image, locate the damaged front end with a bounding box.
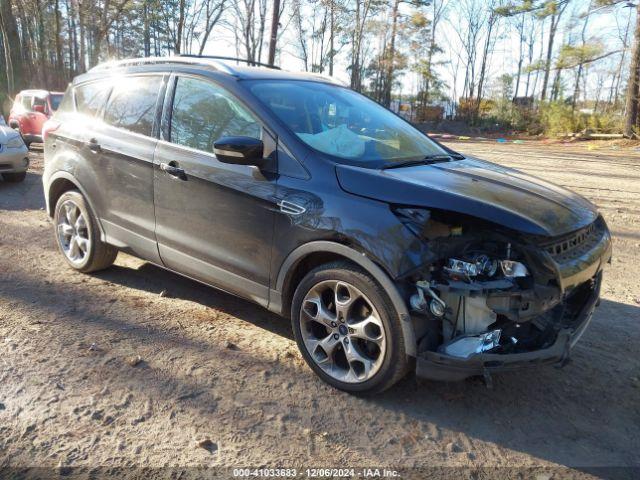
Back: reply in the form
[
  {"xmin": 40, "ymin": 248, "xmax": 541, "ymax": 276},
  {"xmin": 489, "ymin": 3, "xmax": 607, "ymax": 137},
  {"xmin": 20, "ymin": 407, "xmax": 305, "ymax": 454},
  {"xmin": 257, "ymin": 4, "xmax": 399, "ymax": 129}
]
[{"xmin": 396, "ymin": 208, "xmax": 612, "ymax": 382}]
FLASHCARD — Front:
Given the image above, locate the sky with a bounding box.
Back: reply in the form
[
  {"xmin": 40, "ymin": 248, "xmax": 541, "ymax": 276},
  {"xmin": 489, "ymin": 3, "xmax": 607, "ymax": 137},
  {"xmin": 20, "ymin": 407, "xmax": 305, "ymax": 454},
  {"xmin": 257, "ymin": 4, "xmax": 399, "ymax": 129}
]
[{"xmin": 199, "ymin": 0, "xmax": 636, "ymax": 103}]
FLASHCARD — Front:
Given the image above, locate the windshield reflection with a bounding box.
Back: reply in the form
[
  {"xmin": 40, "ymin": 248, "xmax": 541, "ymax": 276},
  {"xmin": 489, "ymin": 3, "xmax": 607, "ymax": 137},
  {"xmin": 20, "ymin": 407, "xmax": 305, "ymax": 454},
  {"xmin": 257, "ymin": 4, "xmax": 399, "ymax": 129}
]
[{"xmin": 247, "ymin": 80, "xmax": 446, "ymax": 167}]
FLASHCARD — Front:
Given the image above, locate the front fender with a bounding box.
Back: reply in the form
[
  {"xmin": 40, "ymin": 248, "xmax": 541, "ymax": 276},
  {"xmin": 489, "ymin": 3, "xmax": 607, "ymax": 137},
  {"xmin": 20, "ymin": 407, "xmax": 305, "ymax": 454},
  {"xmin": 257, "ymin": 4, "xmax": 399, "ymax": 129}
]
[{"xmin": 271, "ymin": 240, "xmax": 417, "ymax": 357}]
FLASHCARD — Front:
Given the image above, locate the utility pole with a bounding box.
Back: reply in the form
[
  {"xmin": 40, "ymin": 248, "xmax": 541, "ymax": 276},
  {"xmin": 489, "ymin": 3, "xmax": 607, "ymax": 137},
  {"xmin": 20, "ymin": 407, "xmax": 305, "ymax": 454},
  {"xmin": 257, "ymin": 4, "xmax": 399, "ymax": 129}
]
[{"xmin": 268, "ymin": 0, "xmax": 281, "ymax": 66}]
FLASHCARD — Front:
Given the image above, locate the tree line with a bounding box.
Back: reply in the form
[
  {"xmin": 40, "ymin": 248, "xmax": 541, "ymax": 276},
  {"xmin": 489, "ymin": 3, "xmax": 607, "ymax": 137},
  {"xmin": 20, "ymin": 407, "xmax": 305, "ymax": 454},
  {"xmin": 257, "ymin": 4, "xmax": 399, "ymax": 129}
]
[{"xmin": 1, "ymin": 0, "xmax": 639, "ymax": 136}]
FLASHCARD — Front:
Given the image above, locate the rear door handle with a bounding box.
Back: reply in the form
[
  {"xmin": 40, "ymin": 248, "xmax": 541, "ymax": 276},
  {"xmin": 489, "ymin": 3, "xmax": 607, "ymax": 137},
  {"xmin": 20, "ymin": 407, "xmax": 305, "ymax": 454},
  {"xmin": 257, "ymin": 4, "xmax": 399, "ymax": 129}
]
[
  {"xmin": 160, "ymin": 162, "xmax": 186, "ymax": 180},
  {"xmin": 87, "ymin": 138, "xmax": 101, "ymax": 153}
]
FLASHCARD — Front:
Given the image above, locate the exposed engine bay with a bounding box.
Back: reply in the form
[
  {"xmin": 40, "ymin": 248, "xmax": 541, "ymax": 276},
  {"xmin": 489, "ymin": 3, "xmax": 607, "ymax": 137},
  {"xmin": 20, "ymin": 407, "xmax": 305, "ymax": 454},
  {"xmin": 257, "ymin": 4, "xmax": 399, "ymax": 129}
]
[{"xmin": 401, "ymin": 209, "xmax": 603, "ymax": 364}]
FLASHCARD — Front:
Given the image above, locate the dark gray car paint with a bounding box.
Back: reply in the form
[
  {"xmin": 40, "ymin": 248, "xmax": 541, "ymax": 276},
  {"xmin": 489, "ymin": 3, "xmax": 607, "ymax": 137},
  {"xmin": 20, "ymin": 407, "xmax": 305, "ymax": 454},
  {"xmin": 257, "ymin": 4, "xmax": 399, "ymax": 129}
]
[
  {"xmin": 153, "ymin": 139, "xmax": 278, "ymax": 306},
  {"xmin": 151, "ymin": 73, "xmax": 280, "ymax": 306},
  {"xmin": 335, "ymin": 159, "xmax": 599, "ymax": 237},
  {"xmin": 88, "ymin": 121, "xmax": 161, "ymax": 264},
  {"xmin": 43, "ymin": 61, "xmax": 612, "ymax": 367}
]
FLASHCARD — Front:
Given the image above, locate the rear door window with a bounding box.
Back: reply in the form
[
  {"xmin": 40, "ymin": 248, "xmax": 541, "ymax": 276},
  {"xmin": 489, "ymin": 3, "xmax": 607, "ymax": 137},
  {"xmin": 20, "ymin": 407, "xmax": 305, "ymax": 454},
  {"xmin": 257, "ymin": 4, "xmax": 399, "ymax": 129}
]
[
  {"xmin": 169, "ymin": 76, "xmax": 261, "ymax": 153},
  {"xmin": 75, "ymin": 81, "xmax": 111, "ymax": 117},
  {"xmin": 103, "ymin": 75, "xmax": 163, "ymax": 137}
]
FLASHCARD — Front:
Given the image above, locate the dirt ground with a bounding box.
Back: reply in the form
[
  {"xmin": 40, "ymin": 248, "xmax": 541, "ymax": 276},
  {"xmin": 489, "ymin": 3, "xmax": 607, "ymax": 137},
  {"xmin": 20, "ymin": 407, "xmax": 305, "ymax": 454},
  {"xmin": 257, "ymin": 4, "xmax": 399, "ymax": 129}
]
[{"xmin": 0, "ymin": 140, "xmax": 639, "ymax": 479}]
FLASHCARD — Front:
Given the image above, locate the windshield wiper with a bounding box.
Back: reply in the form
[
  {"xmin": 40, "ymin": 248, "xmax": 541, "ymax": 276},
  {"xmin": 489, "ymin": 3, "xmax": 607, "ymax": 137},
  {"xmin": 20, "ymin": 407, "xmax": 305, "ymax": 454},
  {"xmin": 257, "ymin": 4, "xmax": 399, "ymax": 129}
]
[{"xmin": 382, "ymin": 154, "xmax": 460, "ymax": 170}]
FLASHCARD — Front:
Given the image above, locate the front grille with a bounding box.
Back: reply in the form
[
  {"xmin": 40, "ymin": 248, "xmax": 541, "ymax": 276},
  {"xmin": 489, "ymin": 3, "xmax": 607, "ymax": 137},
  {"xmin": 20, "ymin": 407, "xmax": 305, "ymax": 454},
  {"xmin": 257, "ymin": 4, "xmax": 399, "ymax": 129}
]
[{"xmin": 541, "ymin": 219, "xmax": 604, "ymax": 263}]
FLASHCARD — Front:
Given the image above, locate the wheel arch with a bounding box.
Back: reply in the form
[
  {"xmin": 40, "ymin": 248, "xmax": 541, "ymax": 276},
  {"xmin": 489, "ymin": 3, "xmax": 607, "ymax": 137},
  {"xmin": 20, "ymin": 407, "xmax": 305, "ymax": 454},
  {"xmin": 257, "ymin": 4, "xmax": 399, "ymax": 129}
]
[
  {"xmin": 46, "ymin": 171, "xmax": 106, "ymax": 240},
  {"xmin": 272, "ymin": 241, "xmax": 417, "ymax": 357}
]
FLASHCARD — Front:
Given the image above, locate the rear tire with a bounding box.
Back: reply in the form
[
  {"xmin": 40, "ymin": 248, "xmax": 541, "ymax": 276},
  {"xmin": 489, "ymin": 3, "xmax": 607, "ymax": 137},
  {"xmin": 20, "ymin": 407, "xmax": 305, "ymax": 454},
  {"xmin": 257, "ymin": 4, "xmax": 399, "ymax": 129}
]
[
  {"xmin": 54, "ymin": 190, "xmax": 118, "ymax": 273},
  {"xmin": 291, "ymin": 261, "xmax": 409, "ymax": 394},
  {"xmin": 2, "ymin": 172, "xmax": 26, "ymax": 183}
]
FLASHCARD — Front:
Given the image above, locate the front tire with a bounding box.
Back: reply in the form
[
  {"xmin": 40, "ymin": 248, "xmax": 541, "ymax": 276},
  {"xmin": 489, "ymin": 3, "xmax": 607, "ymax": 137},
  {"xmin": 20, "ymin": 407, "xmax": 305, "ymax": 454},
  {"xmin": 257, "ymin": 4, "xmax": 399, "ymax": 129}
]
[
  {"xmin": 291, "ymin": 261, "xmax": 409, "ymax": 394},
  {"xmin": 2, "ymin": 172, "xmax": 26, "ymax": 183},
  {"xmin": 54, "ymin": 190, "xmax": 118, "ymax": 273}
]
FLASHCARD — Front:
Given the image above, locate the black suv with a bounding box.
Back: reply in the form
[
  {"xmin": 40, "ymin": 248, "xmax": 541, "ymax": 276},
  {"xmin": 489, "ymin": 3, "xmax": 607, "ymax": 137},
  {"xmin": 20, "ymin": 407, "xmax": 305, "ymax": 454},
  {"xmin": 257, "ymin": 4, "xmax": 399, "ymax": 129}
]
[{"xmin": 43, "ymin": 56, "xmax": 612, "ymax": 393}]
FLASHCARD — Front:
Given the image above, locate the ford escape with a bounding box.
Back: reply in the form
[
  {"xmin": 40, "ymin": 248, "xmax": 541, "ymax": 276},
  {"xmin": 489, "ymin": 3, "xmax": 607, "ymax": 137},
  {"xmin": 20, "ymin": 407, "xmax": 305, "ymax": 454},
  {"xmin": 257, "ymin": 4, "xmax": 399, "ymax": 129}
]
[{"xmin": 43, "ymin": 56, "xmax": 612, "ymax": 394}]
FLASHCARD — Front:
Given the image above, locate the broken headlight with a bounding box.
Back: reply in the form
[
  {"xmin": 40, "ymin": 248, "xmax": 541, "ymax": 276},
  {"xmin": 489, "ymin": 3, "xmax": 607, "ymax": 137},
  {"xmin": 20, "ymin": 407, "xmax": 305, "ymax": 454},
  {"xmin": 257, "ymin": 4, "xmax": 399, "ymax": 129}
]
[
  {"xmin": 447, "ymin": 255, "xmax": 528, "ymax": 279},
  {"xmin": 500, "ymin": 259, "xmax": 529, "ymax": 278}
]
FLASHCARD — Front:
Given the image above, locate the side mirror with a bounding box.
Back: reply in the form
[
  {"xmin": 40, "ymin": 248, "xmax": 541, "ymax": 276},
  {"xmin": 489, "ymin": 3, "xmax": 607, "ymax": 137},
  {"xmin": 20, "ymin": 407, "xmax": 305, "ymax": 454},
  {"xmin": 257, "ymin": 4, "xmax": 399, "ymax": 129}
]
[
  {"xmin": 33, "ymin": 104, "xmax": 46, "ymax": 114},
  {"xmin": 213, "ymin": 136, "xmax": 264, "ymax": 167}
]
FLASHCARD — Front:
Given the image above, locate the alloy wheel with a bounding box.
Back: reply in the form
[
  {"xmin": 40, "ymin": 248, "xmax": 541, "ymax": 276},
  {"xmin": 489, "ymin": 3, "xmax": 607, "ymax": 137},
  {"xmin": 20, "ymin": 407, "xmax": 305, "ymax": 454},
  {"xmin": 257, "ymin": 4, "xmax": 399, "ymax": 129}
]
[
  {"xmin": 57, "ymin": 200, "xmax": 90, "ymax": 265},
  {"xmin": 299, "ymin": 280, "xmax": 386, "ymax": 383}
]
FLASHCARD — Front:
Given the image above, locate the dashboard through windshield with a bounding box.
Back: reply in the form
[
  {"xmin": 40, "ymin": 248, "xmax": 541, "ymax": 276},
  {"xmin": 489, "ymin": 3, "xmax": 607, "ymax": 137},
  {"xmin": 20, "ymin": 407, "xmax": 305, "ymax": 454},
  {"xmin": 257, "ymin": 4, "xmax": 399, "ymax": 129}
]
[{"xmin": 246, "ymin": 79, "xmax": 447, "ymax": 167}]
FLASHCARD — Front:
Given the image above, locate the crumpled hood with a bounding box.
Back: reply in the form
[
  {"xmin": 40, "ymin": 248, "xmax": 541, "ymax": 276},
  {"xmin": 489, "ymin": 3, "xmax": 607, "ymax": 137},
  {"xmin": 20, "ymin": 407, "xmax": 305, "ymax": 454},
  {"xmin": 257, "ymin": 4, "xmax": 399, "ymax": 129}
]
[{"xmin": 335, "ymin": 158, "xmax": 598, "ymax": 237}]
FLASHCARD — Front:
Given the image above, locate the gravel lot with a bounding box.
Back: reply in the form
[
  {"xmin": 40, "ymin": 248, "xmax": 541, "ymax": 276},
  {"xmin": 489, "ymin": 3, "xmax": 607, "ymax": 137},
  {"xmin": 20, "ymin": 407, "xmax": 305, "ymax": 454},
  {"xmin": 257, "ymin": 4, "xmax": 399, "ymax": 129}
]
[{"xmin": 1, "ymin": 141, "xmax": 639, "ymax": 479}]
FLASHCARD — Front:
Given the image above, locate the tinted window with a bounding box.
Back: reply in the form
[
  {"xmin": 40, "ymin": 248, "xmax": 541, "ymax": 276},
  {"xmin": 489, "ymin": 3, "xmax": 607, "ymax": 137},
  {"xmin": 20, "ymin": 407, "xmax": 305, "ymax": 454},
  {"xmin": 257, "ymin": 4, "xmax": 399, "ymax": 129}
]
[
  {"xmin": 50, "ymin": 94, "xmax": 63, "ymax": 111},
  {"xmin": 103, "ymin": 76, "xmax": 162, "ymax": 136},
  {"xmin": 75, "ymin": 81, "xmax": 111, "ymax": 117},
  {"xmin": 32, "ymin": 97, "xmax": 47, "ymax": 110},
  {"xmin": 170, "ymin": 76, "xmax": 260, "ymax": 152}
]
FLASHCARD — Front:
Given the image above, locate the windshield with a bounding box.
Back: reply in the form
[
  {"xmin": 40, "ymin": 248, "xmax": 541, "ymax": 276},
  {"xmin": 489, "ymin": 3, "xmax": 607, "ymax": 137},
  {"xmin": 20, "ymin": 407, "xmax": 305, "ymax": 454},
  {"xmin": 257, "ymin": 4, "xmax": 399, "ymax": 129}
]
[
  {"xmin": 50, "ymin": 94, "xmax": 63, "ymax": 111},
  {"xmin": 247, "ymin": 80, "xmax": 447, "ymax": 166}
]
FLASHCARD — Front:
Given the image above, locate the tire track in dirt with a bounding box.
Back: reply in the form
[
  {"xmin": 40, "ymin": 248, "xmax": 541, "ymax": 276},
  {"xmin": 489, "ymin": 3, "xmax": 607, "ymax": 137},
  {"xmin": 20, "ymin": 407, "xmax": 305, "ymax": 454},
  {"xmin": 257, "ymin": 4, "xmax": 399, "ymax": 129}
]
[{"xmin": 0, "ymin": 144, "xmax": 638, "ymax": 475}]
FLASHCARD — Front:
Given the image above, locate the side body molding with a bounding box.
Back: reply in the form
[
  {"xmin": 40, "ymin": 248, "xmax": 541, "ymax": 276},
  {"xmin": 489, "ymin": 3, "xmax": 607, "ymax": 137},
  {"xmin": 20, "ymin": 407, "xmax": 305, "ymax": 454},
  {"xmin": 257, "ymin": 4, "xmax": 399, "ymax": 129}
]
[{"xmin": 270, "ymin": 241, "xmax": 417, "ymax": 357}]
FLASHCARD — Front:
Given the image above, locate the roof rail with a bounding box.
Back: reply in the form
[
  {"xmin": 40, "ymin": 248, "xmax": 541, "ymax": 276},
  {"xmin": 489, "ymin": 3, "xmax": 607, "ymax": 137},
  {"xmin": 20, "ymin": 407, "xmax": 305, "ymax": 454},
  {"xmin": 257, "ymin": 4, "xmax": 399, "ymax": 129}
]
[
  {"xmin": 177, "ymin": 54, "xmax": 281, "ymax": 70},
  {"xmin": 88, "ymin": 56, "xmax": 236, "ymax": 74}
]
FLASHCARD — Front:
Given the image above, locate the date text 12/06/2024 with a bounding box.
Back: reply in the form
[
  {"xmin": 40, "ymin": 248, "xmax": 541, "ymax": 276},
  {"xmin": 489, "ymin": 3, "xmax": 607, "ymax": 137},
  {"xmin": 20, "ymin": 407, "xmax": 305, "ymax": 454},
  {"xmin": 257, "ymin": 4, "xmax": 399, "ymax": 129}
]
[{"xmin": 232, "ymin": 468, "xmax": 400, "ymax": 478}]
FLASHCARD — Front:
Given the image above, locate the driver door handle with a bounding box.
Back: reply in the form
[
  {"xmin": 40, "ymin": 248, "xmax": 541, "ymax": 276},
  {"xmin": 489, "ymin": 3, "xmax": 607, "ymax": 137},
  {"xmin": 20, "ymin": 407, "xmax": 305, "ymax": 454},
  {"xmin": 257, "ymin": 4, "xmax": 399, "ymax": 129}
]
[{"xmin": 160, "ymin": 162, "xmax": 186, "ymax": 180}]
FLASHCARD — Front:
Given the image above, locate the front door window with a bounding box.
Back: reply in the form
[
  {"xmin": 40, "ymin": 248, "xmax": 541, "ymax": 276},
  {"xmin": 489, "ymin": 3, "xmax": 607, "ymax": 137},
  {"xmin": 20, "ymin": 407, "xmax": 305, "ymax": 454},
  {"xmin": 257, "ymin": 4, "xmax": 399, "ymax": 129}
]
[{"xmin": 170, "ymin": 77, "xmax": 261, "ymax": 153}]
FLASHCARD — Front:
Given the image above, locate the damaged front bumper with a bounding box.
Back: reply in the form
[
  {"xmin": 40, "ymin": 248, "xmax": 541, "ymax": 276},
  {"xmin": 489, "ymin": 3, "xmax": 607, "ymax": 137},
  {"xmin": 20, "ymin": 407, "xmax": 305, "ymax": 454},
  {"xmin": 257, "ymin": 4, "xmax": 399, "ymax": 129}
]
[{"xmin": 416, "ymin": 271, "xmax": 602, "ymax": 382}]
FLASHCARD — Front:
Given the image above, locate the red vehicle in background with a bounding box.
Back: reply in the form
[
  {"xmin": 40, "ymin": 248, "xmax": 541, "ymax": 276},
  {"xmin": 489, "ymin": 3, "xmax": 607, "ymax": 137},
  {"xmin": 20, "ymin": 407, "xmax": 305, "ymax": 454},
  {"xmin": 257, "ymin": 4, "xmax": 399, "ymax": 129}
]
[{"xmin": 8, "ymin": 90, "xmax": 64, "ymax": 149}]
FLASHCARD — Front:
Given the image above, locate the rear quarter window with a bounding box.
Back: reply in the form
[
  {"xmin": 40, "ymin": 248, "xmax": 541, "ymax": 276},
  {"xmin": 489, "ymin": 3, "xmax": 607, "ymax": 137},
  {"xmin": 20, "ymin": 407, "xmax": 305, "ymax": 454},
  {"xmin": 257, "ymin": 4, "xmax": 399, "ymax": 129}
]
[
  {"xmin": 50, "ymin": 94, "xmax": 64, "ymax": 111},
  {"xmin": 75, "ymin": 80, "xmax": 112, "ymax": 117}
]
